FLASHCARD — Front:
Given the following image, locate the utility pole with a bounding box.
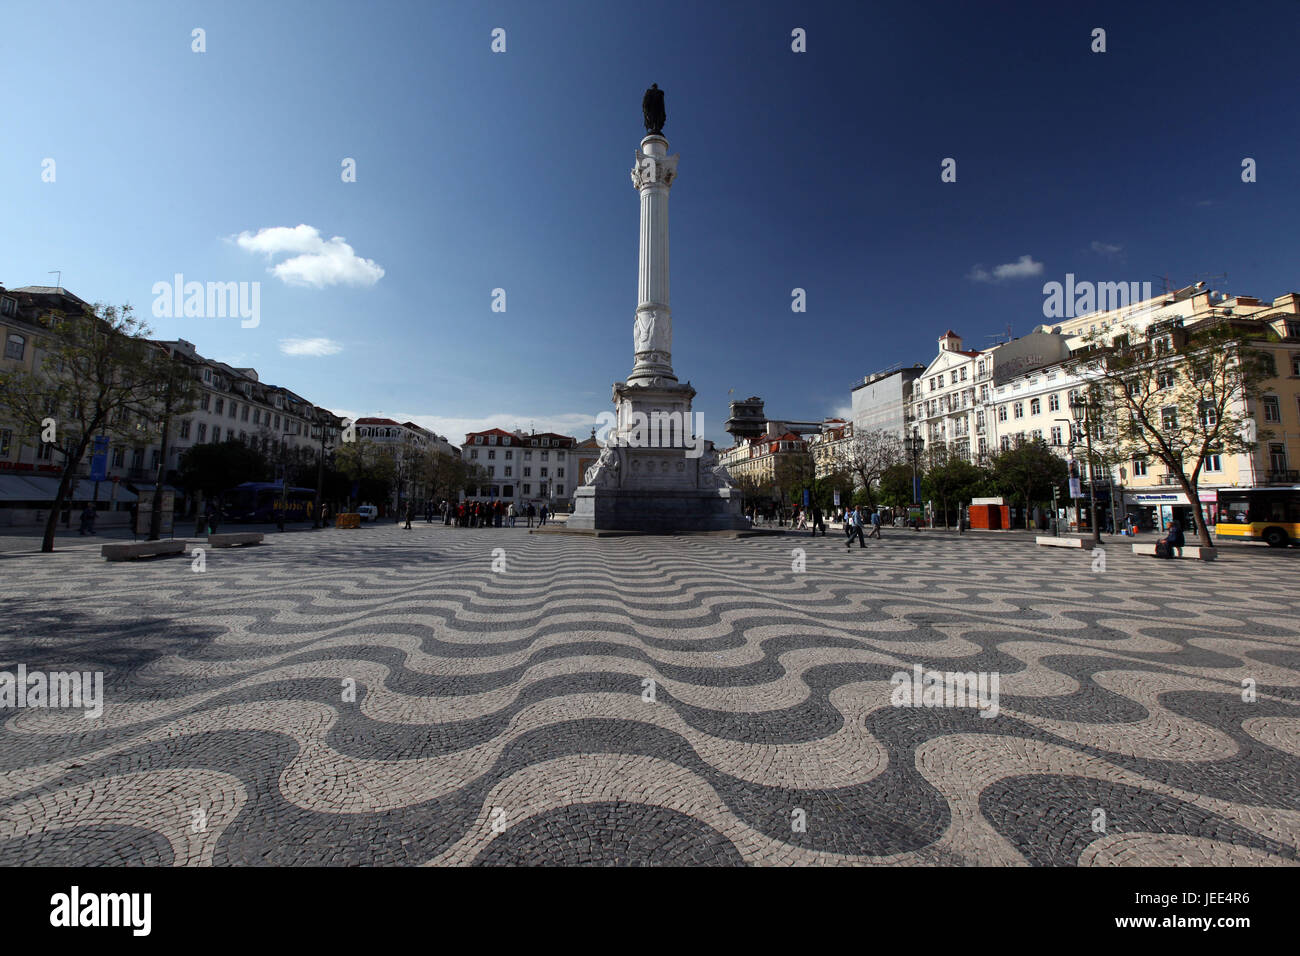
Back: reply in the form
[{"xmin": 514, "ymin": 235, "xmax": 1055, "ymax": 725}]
[{"xmin": 148, "ymin": 350, "xmax": 182, "ymax": 541}]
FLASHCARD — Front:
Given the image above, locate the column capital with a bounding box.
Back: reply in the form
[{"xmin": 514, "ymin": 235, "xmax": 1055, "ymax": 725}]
[{"xmin": 631, "ymin": 148, "xmax": 678, "ymax": 190}]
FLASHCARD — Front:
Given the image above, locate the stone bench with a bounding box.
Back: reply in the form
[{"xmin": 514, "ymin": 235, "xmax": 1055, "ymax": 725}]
[
  {"xmin": 101, "ymin": 540, "xmax": 187, "ymax": 561},
  {"xmin": 207, "ymin": 532, "xmax": 264, "ymax": 548},
  {"xmin": 1132, "ymin": 542, "xmax": 1217, "ymax": 561},
  {"xmin": 1036, "ymin": 536, "xmax": 1085, "ymax": 548}
]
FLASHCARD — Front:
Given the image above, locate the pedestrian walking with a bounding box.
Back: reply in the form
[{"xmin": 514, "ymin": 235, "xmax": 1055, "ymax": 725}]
[
  {"xmin": 539, "ymin": 504, "xmax": 549, "ymax": 527},
  {"xmin": 404, "ymin": 501, "xmax": 413, "ymax": 530},
  {"xmin": 811, "ymin": 503, "xmax": 825, "ymax": 537},
  {"xmin": 508, "ymin": 502, "xmax": 516, "ymax": 527},
  {"xmin": 845, "ymin": 506, "xmax": 867, "ymax": 549},
  {"xmin": 78, "ymin": 504, "xmax": 96, "ymax": 535},
  {"xmin": 868, "ymin": 508, "xmax": 882, "ymax": 539}
]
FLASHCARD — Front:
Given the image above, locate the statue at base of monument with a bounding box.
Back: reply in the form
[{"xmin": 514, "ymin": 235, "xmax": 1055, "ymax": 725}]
[
  {"xmin": 585, "ymin": 445, "xmax": 622, "ymax": 488},
  {"xmin": 697, "ymin": 445, "xmax": 736, "ymax": 489}
]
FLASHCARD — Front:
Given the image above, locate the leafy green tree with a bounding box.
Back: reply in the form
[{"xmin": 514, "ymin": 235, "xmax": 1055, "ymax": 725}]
[
  {"xmin": 922, "ymin": 445, "xmax": 991, "ymax": 529},
  {"xmin": 139, "ymin": 345, "xmax": 201, "ymax": 539},
  {"xmin": 334, "ymin": 438, "xmax": 396, "ymax": 510},
  {"xmin": 990, "ymin": 438, "xmax": 1069, "ymax": 530},
  {"xmin": 0, "ymin": 302, "xmax": 166, "ymax": 552},
  {"xmin": 177, "ymin": 440, "xmax": 268, "ymax": 499},
  {"xmin": 878, "ymin": 463, "xmax": 915, "ymax": 507},
  {"xmin": 1074, "ymin": 318, "xmax": 1276, "ymax": 547}
]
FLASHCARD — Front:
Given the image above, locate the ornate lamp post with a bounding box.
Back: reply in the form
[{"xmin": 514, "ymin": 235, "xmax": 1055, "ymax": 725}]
[
  {"xmin": 312, "ymin": 410, "xmax": 339, "ymax": 529},
  {"xmin": 1069, "ymin": 392, "xmax": 1103, "ymax": 546},
  {"xmin": 903, "ymin": 427, "xmax": 925, "ymax": 521}
]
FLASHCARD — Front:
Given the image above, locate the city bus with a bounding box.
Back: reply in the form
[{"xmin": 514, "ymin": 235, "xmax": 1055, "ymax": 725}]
[
  {"xmin": 222, "ymin": 482, "xmax": 316, "ymax": 523},
  {"xmin": 1215, "ymin": 487, "xmax": 1300, "ymax": 547}
]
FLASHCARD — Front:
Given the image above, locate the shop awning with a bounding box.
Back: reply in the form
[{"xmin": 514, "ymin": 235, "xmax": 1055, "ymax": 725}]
[{"xmin": 0, "ymin": 475, "xmax": 138, "ymax": 503}]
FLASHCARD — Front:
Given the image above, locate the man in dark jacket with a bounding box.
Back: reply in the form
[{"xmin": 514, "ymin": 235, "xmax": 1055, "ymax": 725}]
[
  {"xmin": 810, "ymin": 504, "xmax": 825, "ymax": 537},
  {"xmin": 1157, "ymin": 519, "xmax": 1185, "ymax": 558}
]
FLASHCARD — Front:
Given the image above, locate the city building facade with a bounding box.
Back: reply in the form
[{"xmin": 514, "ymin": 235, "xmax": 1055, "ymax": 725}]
[
  {"xmin": 0, "ymin": 284, "xmax": 341, "ymax": 526},
  {"xmin": 461, "ymin": 429, "xmax": 576, "ymax": 510}
]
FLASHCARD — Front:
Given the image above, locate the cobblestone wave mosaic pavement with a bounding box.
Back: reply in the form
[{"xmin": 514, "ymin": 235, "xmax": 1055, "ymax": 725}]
[{"xmin": 1, "ymin": 524, "xmax": 1297, "ymax": 866}]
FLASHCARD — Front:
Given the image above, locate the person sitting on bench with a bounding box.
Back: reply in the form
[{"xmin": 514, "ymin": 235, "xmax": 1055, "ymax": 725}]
[{"xmin": 1156, "ymin": 519, "xmax": 1185, "ymax": 559}]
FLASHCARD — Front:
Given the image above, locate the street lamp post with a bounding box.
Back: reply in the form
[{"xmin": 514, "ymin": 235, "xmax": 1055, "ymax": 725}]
[
  {"xmin": 1069, "ymin": 393, "xmax": 1103, "ymax": 546},
  {"xmin": 903, "ymin": 427, "xmax": 925, "ymax": 522},
  {"xmin": 312, "ymin": 411, "xmax": 337, "ymax": 529}
]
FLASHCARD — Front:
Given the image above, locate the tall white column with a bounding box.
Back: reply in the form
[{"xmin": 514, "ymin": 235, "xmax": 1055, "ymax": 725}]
[{"xmin": 629, "ymin": 134, "xmax": 679, "ymax": 383}]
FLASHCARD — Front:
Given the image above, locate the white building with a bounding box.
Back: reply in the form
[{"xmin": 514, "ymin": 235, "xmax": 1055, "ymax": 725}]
[
  {"xmin": 461, "ymin": 428, "xmax": 576, "ymax": 509},
  {"xmin": 911, "ymin": 331, "xmax": 990, "ymax": 463}
]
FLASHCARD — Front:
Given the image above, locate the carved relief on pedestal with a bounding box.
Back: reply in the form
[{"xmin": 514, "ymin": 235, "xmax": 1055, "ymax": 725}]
[{"xmin": 633, "ymin": 309, "xmax": 672, "ymax": 357}]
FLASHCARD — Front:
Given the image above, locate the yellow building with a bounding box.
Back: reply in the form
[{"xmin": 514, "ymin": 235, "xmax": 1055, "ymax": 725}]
[{"xmin": 1058, "ymin": 285, "xmax": 1300, "ymax": 530}]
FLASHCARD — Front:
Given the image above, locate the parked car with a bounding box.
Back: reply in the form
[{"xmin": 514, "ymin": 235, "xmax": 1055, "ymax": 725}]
[{"xmin": 356, "ymin": 505, "xmax": 378, "ymax": 522}]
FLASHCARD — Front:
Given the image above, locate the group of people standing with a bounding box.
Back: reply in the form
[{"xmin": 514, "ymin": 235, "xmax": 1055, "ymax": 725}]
[{"xmin": 414, "ymin": 499, "xmax": 550, "ymax": 529}]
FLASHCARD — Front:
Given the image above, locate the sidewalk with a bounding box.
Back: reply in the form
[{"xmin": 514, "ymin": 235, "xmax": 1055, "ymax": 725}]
[{"xmin": 0, "ymin": 520, "xmax": 328, "ymax": 554}]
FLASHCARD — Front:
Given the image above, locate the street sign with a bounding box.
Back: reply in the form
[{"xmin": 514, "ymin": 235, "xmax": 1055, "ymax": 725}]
[
  {"xmin": 1069, "ymin": 477, "xmax": 1082, "ymax": 498},
  {"xmin": 89, "ymin": 436, "xmax": 109, "ymax": 482},
  {"xmin": 833, "ymin": 491, "xmax": 840, "ymax": 507},
  {"xmin": 802, "ymin": 488, "xmax": 810, "ymax": 507}
]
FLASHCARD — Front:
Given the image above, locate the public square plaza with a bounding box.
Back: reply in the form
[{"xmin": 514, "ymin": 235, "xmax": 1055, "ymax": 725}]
[{"xmin": 1, "ymin": 525, "xmax": 1297, "ymax": 866}]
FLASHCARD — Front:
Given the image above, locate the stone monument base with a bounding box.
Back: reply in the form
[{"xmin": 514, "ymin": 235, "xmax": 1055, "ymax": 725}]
[{"xmin": 567, "ymin": 485, "xmax": 749, "ymax": 533}]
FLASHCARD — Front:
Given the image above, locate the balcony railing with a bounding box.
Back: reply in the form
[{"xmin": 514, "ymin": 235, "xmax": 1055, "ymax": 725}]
[{"xmin": 1266, "ymin": 469, "xmax": 1298, "ymax": 484}]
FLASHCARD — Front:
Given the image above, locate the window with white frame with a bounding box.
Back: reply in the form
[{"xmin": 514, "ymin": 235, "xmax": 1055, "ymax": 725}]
[{"xmin": 1262, "ymin": 395, "xmax": 1281, "ymax": 423}]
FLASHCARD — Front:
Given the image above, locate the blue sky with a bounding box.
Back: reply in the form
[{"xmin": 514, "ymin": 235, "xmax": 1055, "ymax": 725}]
[{"xmin": 3, "ymin": 0, "xmax": 1297, "ymax": 446}]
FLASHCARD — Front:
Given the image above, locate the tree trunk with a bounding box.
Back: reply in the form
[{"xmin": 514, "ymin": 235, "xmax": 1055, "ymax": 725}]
[
  {"xmin": 1174, "ymin": 473, "xmax": 1213, "ymax": 548},
  {"xmin": 41, "ymin": 438, "xmax": 89, "ymax": 553}
]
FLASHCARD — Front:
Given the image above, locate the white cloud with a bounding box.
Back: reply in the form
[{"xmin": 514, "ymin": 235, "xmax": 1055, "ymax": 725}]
[
  {"xmin": 280, "ymin": 337, "xmax": 343, "ymax": 357},
  {"xmin": 234, "ymin": 224, "xmax": 385, "ymax": 288},
  {"xmin": 1090, "ymin": 241, "xmax": 1123, "ymax": 256},
  {"xmin": 967, "ymin": 254, "xmax": 1044, "ymax": 283}
]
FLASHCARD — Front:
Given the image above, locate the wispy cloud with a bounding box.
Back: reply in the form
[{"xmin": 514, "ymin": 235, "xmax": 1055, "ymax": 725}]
[
  {"xmin": 234, "ymin": 224, "xmax": 384, "ymax": 288},
  {"xmin": 967, "ymin": 254, "xmax": 1043, "ymax": 283},
  {"xmin": 280, "ymin": 337, "xmax": 343, "ymax": 357},
  {"xmin": 1090, "ymin": 240, "xmax": 1123, "ymax": 256}
]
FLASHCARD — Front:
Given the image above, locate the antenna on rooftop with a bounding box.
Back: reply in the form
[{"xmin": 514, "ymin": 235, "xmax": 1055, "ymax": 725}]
[{"xmin": 48, "ymin": 270, "xmax": 61, "ymax": 290}]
